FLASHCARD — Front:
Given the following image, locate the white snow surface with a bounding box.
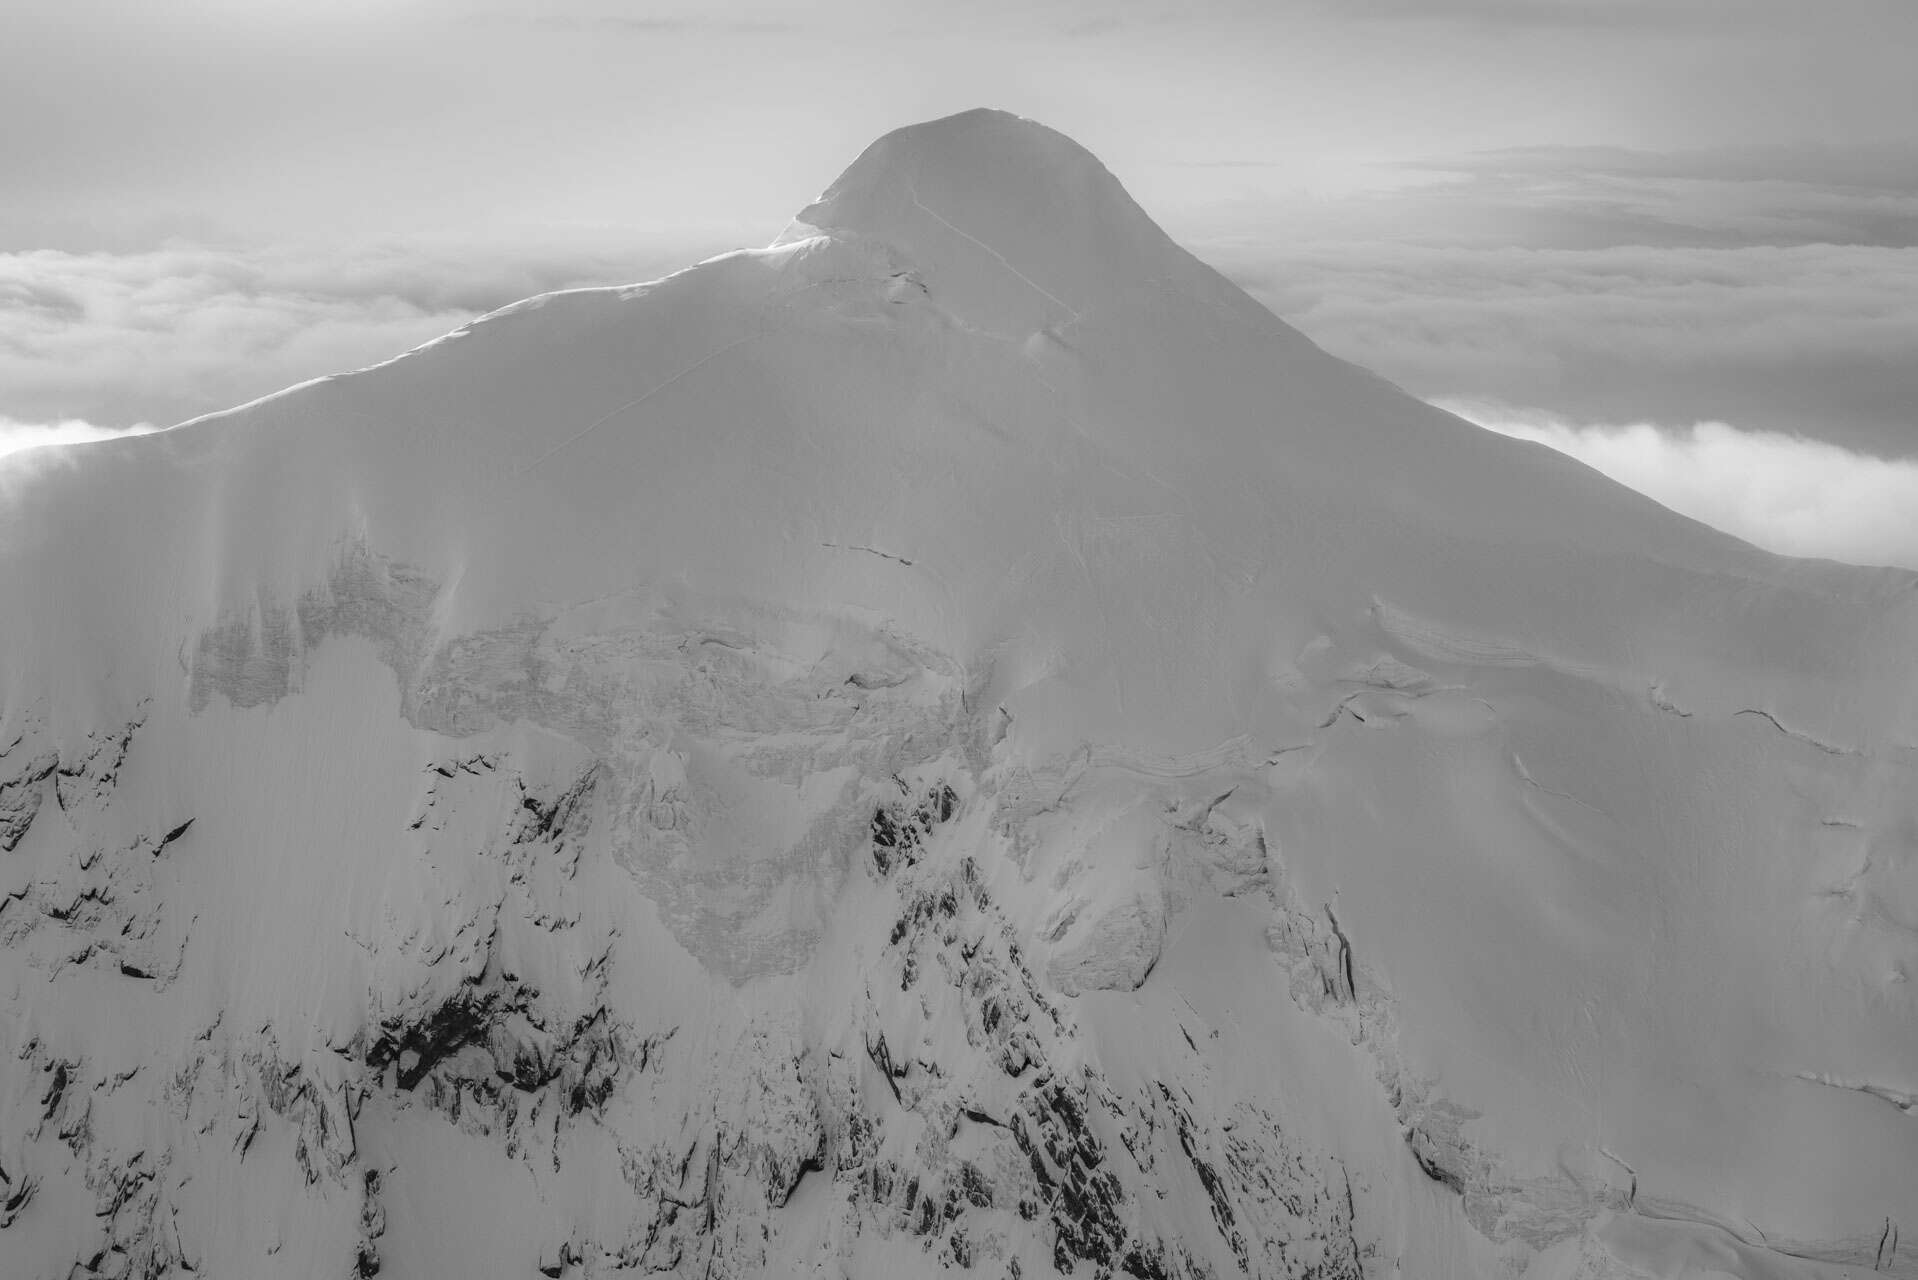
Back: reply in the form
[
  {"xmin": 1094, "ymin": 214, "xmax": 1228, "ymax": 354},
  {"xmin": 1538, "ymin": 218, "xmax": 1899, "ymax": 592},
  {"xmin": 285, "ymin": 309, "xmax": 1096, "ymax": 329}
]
[{"xmin": 2, "ymin": 108, "xmax": 1915, "ymax": 1279}]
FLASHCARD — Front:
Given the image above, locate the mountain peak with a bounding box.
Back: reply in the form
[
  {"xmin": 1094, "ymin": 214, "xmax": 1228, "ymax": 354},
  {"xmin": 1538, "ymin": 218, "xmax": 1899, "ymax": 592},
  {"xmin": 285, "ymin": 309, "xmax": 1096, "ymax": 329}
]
[
  {"xmin": 793, "ymin": 108, "xmax": 1114, "ymax": 220},
  {"xmin": 777, "ymin": 108, "xmax": 1182, "ymax": 332},
  {"xmin": 4, "ymin": 105, "xmax": 1916, "ymax": 1280}
]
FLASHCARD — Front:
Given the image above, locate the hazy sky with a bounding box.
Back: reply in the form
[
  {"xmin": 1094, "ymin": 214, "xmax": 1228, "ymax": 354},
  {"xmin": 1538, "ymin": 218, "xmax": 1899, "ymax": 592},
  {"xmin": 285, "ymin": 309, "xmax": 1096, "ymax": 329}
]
[{"xmin": 6, "ymin": 0, "xmax": 1916, "ymax": 563}]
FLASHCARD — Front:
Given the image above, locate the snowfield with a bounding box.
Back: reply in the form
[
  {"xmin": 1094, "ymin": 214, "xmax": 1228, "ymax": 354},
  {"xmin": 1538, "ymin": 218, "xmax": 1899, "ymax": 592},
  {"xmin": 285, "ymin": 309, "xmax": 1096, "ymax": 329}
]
[{"xmin": 1, "ymin": 108, "xmax": 1913, "ymax": 1279}]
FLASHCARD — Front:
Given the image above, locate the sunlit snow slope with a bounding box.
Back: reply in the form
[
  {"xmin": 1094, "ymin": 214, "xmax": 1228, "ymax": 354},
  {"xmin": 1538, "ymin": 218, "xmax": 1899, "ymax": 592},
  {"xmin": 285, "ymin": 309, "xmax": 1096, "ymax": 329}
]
[{"xmin": 3, "ymin": 109, "xmax": 1915, "ymax": 1280}]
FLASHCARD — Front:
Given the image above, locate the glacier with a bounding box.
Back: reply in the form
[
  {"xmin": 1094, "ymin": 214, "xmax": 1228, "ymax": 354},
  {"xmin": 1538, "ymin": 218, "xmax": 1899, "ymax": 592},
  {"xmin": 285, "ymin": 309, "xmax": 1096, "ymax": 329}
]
[{"xmin": 0, "ymin": 108, "xmax": 1914, "ymax": 1279}]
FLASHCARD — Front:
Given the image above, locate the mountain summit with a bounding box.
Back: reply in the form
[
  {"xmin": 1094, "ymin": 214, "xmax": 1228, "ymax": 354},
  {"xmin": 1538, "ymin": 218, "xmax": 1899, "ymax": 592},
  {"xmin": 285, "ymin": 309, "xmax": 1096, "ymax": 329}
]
[
  {"xmin": 777, "ymin": 108, "xmax": 1240, "ymax": 333},
  {"xmin": 2, "ymin": 112, "xmax": 1914, "ymax": 1279}
]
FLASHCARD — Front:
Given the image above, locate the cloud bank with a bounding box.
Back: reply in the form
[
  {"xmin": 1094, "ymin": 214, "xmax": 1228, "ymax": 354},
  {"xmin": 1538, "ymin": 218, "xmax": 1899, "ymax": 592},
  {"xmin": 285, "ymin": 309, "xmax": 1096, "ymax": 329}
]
[
  {"xmin": 1211, "ymin": 240, "xmax": 1918, "ymax": 461},
  {"xmin": 1443, "ymin": 400, "xmax": 1918, "ymax": 571},
  {"xmin": 1182, "ymin": 139, "xmax": 1918, "ymax": 462},
  {"xmin": 0, "ymin": 415, "xmax": 158, "ymax": 462},
  {"xmin": 0, "ymin": 235, "xmax": 720, "ymax": 433}
]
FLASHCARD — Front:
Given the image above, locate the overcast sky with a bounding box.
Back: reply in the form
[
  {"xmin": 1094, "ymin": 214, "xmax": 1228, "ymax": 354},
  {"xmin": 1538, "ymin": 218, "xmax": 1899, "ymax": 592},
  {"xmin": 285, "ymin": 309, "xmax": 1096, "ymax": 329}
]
[{"xmin": 6, "ymin": 0, "xmax": 1916, "ymax": 565}]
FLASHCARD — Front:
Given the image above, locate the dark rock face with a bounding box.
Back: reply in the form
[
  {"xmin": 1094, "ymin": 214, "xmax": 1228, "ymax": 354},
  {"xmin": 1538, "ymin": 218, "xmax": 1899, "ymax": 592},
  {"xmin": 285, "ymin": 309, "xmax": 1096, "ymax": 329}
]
[
  {"xmin": 2, "ymin": 706, "xmax": 74, "ymax": 852},
  {"xmin": 871, "ymin": 782, "xmax": 959, "ymax": 874},
  {"xmin": 1, "ymin": 694, "xmax": 1390, "ymax": 1277},
  {"xmin": 851, "ymin": 780, "xmax": 1377, "ymax": 1279}
]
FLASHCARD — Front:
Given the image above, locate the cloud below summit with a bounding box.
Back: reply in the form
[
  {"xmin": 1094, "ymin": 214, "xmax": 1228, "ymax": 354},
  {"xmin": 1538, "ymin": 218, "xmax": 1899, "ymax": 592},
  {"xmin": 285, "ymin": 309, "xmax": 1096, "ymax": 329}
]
[
  {"xmin": 0, "ymin": 235, "xmax": 724, "ymax": 433},
  {"xmin": 0, "ymin": 415, "xmax": 158, "ymax": 462},
  {"xmin": 1212, "ymin": 237, "xmax": 1918, "ymax": 463},
  {"xmin": 1446, "ymin": 401, "xmax": 1918, "ymax": 571}
]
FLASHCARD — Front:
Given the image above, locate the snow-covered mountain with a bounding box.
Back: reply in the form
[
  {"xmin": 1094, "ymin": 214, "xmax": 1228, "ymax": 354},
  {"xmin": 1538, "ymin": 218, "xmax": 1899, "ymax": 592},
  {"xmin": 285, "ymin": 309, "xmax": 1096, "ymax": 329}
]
[{"xmin": 2, "ymin": 108, "xmax": 1914, "ymax": 1280}]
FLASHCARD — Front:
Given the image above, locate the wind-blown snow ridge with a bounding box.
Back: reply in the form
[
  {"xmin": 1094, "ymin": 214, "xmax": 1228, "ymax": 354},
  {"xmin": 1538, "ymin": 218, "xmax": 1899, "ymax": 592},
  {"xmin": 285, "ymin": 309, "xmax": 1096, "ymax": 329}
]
[
  {"xmin": 902, "ymin": 178, "xmax": 1083, "ymax": 323},
  {"xmin": 521, "ymin": 332, "xmax": 762, "ymax": 475},
  {"xmin": 2, "ymin": 108, "xmax": 1916, "ymax": 1279}
]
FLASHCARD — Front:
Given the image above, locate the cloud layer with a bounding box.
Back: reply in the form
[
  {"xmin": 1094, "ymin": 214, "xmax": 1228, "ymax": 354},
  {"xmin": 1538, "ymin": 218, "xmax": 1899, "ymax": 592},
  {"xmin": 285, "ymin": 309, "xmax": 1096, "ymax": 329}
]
[
  {"xmin": 0, "ymin": 236, "xmax": 720, "ymax": 432},
  {"xmin": 1218, "ymin": 239, "xmax": 1918, "ymax": 459},
  {"xmin": 1445, "ymin": 401, "xmax": 1918, "ymax": 571},
  {"xmin": 0, "ymin": 415, "xmax": 157, "ymax": 462}
]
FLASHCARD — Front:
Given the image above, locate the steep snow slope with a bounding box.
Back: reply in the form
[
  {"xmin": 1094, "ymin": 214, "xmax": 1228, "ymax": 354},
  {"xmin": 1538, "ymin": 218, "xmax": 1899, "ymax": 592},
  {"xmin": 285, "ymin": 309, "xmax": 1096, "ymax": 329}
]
[{"xmin": 2, "ymin": 108, "xmax": 1914, "ymax": 1279}]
